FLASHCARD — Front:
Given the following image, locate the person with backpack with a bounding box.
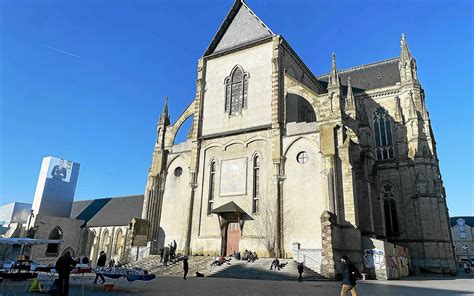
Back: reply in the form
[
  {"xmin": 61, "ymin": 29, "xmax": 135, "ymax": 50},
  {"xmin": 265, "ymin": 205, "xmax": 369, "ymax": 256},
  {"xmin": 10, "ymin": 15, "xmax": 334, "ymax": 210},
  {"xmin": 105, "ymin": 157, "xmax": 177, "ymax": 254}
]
[{"xmin": 340, "ymin": 255, "xmax": 360, "ymax": 296}]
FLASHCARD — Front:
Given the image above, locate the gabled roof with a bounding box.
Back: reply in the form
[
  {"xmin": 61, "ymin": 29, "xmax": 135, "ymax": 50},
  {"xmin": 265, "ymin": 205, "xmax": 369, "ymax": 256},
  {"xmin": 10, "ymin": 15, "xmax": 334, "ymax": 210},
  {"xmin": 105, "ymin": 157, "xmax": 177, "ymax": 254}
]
[
  {"xmin": 204, "ymin": 0, "xmax": 275, "ymax": 56},
  {"xmin": 317, "ymin": 58, "xmax": 400, "ymax": 92},
  {"xmin": 71, "ymin": 195, "xmax": 144, "ymax": 227},
  {"xmin": 210, "ymin": 201, "xmax": 246, "ymax": 214},
  {"xmin": 450, "ymin": 216, "xmax": 474, "ymax": 228}
]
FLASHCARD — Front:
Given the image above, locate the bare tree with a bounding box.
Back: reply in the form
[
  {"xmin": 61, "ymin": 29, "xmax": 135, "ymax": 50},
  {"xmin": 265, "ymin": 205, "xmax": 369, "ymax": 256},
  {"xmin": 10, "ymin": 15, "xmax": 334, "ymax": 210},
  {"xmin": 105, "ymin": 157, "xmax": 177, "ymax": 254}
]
[{"xmin": 249, "ymin": 198, "xmax": 294, "ymax": 258}]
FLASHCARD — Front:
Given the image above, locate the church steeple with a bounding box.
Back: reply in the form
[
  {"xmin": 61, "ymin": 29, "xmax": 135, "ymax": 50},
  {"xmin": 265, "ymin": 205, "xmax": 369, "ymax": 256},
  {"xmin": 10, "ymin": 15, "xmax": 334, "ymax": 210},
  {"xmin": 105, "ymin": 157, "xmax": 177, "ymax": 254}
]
[
  {"xmin": 328, "ymin": 52, "xmax": 340, "ymax": 88},
  {"xmin": 399, "ymin": 33, "xmax": 418, "ymax": 84},
  {"xmin": 158, "ymin": 97, "xmax": 170, "ymax": 127}
]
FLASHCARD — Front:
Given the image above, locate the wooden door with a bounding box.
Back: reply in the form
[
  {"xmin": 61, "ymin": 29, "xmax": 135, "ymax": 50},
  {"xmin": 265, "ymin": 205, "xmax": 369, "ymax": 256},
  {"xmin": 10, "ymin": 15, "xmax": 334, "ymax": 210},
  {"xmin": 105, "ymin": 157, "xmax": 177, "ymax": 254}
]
[{"xmin": 226, "ymin": 222, "xmax": 240, "ymax": 256}]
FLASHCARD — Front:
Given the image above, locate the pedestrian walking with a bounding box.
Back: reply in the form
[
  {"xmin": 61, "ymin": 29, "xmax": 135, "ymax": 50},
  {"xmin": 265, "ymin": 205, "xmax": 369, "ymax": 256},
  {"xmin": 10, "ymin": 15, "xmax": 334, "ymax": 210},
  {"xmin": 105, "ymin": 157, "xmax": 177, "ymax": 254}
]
[
  {"xmin": 54, "ymin": 251, "xmax": 77, "ymax": 296},
  {"xmin": 93, "ymin": 251, "xmax": 107, "ymax": 284},
  {"xmin": 340, "ymin": 255, "xmax": 360, "ymax": 296},
  {"xmin": 183, "ymin": 257, "xmax": 189, "ymax": 280},
  {"xmin": 297, "ymin": 262, "xmax": 304, "ymax": 282},
  {"xmin": 159, "ymin": 248, "xmax": 164, "ymax": 263}
]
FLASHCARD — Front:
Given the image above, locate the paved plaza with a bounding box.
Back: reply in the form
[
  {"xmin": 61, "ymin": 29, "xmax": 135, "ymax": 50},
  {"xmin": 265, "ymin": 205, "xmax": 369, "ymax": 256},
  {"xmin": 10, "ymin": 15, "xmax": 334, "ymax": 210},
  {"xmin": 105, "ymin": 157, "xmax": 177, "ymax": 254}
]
[{"xmin": 2, "ymin": 275, "xmax": 473, "ymax": 296}]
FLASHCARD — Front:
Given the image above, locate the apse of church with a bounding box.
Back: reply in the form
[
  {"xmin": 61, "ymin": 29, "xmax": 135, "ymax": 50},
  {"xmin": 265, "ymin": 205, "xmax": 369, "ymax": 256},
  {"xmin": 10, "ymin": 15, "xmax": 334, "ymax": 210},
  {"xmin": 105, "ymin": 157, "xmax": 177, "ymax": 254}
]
[{"xmin": 141, "ymin": 0, "xmax": 456, "ymax": 277}]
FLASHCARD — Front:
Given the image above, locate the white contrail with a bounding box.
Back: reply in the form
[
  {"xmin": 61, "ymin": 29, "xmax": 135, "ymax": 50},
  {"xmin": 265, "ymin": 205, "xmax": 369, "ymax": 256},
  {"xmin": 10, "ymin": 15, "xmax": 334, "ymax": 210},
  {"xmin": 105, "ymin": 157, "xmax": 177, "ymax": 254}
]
[{"xmin": 43, "ymin": 44, "xmax": 80, "ymax": 58}]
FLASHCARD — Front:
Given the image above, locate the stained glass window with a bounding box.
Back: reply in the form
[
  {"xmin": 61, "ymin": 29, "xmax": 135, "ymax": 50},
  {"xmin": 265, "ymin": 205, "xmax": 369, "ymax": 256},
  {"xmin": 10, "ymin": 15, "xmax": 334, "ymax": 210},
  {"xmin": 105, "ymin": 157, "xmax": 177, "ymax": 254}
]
[{"xmin": 225, "ymin": 66, "xmax": 249, "ymax": 115}]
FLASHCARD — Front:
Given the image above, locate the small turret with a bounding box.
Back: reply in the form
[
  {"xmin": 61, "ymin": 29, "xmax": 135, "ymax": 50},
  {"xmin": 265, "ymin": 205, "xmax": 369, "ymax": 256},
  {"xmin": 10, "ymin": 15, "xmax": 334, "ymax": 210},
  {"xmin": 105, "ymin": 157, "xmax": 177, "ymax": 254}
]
[{"xmin": 344, "ymin": 77, "xmax": 357, "ymax": 118}]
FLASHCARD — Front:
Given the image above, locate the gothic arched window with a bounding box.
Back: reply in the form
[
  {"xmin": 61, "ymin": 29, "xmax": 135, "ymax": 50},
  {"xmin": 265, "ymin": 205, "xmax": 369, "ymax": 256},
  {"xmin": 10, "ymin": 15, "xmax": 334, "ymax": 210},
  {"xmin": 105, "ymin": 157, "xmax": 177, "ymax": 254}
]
[
  {"xmin": 225, "ymin": 66, "xmax": 249, "ymax": 115},
  {"xmin": 252, "ymin": 155, "xmax": 260, "ymax": 214},
  {"xmin": 373, "ymin": 107, "xmax": 394, "ymax": 160},
  {"xmin": 382, "ymin": 184, "xmax": 399, "ymax": 236},
  {"xmin": 207, "ymin": 161, "xmax": 216, "ymax": 215}
]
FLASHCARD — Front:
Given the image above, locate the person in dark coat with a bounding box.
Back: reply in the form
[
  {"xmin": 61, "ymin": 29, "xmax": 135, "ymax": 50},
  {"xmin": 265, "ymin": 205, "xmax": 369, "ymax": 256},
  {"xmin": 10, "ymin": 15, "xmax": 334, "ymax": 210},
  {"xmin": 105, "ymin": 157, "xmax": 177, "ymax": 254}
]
[
  {"xmin": 340, "ymin": 255, "xmax": 359, "ymax": 296},
  {"xmin": 163, "ymin": 248, "xmax": 169, "ymax": 266},
  {"xmin": 183, "ymin": 257, "xmax": 189, "ymax": 280},
  {"xmin": 54, "ymin": 251, "xmax": 77, "ymax": 296},
  {"xmin": 81, "ymin": 256, "xmax": 89, "ymax": 264},
  {"xmin": 172, "ymin": 240, "xmax": 177, "ymax": 258},
  {"xmin": 159, "ymin": 248, "xmax": 164, "ymax": 263},
  {"xmin": 297, "ymin": 262, "xmax": 304, "ymax": 282},
  {"xmin": 93, "ymin": 251, "xmax": 107, "ymax": 284}
]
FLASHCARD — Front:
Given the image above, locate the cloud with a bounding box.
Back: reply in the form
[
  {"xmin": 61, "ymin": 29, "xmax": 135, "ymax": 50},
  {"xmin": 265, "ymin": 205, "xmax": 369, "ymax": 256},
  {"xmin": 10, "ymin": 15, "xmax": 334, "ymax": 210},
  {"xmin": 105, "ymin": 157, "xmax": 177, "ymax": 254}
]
[{"xmin": 43, "ymin": 44, "xmax": 80, "ymax": 58}]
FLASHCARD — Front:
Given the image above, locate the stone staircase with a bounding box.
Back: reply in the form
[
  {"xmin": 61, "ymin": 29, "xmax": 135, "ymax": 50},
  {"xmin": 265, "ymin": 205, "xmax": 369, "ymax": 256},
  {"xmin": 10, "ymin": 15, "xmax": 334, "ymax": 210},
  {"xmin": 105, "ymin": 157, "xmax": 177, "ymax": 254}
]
[
  {"xmin": 129, "ymin": 256, "xmax": 328, "ymax": 281},
  {"xmin": 128, "ymin": 255, "xmax": 213, "ymax": 277},
  {"xmin": 208, "ymin": 258, "xmax": 327, "ymax": 281}
]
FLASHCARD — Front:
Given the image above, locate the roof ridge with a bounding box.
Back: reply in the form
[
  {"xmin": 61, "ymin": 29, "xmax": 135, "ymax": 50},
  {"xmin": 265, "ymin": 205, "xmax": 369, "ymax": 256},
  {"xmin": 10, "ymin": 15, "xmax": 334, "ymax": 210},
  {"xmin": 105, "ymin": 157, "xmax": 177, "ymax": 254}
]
[
  {"xmin": 317, "ymin": 57, "xmax": 399, "ymax": 78},
  {"xmin": 74, "ymin": 194, "xmax": 143, "ymax": 203}
]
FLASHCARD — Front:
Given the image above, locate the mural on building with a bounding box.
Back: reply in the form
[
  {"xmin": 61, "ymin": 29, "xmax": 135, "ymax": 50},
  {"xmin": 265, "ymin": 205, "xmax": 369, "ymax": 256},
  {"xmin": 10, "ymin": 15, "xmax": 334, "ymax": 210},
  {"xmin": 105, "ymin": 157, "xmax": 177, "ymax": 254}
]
[{"xmin": 362, "ymin": 237, "xmax": 409, "ymax": 280}]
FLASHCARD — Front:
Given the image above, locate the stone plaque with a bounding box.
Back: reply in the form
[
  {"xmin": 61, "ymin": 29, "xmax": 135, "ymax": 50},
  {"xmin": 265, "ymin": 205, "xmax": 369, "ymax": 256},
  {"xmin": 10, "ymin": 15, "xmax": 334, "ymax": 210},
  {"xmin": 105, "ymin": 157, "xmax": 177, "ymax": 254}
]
[{"xmin": 220, "ymin": 158, "xmax": 247, "ymax": 196}]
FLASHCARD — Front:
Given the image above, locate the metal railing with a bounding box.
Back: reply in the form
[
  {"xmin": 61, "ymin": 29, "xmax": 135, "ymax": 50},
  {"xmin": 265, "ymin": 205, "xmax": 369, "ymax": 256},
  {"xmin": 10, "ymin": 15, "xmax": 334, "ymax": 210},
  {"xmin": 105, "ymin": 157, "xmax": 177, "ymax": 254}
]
[{"xmin": 292, "ymin": 247, "xmax": 322, "ymax": 273}]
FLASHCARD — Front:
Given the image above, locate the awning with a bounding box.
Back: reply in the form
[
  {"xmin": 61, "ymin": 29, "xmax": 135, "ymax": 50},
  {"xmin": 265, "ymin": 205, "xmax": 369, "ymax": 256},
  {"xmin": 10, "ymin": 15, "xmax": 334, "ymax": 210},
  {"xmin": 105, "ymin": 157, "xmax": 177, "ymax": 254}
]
[
  {"xmin": 210, "ymin": 201, "xmax": 246, "ymax": 214},
  {"xmin": 210, "ymin": 201, "xmax": 248, "ymax": 223},
  {"xmin": 0, "ymin": 238, "xmax": 63, "ymax": 245}
]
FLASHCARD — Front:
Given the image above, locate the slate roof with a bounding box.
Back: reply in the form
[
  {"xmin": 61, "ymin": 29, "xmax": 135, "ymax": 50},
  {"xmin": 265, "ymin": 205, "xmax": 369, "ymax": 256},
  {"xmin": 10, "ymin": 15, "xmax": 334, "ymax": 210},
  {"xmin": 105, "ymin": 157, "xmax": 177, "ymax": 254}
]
[
  {"xmin": 317, "ymin": 58, "xmax": 401, "ymax": 93},
  {"xmin": 450, "ymin": 216, "xmax": 474, "ymax": 228},
  {"xmin": 204, "ymin": 0, "xmax": 274, "ymax": 56},
  {"xmin": 71, "ymin": 195, "xmax": 143, "ymax": 227}
]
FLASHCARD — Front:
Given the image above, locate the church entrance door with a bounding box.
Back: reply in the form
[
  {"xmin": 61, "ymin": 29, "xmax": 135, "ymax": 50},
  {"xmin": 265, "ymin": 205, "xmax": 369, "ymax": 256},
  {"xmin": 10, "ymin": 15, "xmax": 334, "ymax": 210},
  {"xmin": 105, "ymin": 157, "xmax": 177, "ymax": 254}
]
[{"xmin": 226, "ymin": 222, "xmax": 240, "ymax": 256}]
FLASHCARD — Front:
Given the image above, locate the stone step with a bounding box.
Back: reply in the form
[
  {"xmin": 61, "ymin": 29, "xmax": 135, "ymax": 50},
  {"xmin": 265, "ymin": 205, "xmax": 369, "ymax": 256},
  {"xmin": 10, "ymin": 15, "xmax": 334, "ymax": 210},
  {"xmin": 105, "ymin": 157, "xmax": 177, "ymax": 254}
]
[{"xmin": 130, "ymin": 256, "xmax": 328, "ymax": 281}]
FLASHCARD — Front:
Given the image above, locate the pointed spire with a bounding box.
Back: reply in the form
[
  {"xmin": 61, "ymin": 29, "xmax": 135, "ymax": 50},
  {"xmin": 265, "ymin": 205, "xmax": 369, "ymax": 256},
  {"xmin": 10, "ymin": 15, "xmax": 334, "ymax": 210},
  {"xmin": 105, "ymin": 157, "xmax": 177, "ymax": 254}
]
[
  {"xmin": 158, "ymin": 96, "xmax": 170, "ymax": 126},
  {"xmin": 328, "ymin": 52, "xmax": 340, "ymax": 88},
  {"xmin": 345, "ymin": 77, "xmax": 356, "ymax": 115},
  {"xmin": 408, "ymin": 91, "xmax": 418, "ymax": 120},
  {"xmin": 400, "ymin": 33, "xmax": 413, "ymax": 65}
]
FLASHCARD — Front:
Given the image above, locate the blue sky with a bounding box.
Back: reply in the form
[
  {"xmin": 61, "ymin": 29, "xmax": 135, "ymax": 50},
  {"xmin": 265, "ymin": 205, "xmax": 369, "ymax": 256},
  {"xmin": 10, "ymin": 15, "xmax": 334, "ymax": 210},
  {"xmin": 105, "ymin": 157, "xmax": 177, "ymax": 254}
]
[{"xmin": 0, "ymin": 0, "xmax": 472, "ymax": 216}]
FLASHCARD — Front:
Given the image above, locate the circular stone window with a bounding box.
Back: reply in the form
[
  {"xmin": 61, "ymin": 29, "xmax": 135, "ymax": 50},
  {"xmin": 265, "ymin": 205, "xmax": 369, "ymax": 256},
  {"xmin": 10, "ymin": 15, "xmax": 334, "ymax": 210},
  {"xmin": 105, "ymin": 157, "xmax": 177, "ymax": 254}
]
[
  {"xmin": 296, "ymin": 151, "xmax": 309, "ymax": 164},
  {"xmin": 174, "ymin": 167, "xmax": 183, "ymax": 177}
]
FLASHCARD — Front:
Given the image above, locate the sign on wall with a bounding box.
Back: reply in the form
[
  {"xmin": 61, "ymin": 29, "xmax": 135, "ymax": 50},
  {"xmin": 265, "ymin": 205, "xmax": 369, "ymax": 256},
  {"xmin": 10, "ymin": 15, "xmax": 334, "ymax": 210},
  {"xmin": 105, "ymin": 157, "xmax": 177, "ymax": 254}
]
[
  {"xmin": 220, "ymin": 158, "xmax": 247, "ymax": 196},
  {"xmin": 46, "ymin": 158, "xmax": 74, "ymax": 182}
]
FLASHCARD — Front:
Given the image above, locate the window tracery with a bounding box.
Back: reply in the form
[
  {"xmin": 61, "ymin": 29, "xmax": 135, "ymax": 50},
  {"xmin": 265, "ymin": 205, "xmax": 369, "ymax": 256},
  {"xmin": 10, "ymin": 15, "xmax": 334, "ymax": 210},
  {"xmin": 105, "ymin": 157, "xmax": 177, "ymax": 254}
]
[
  {"xmin": 382, "ymin": 184, "xmax": 399, "ymax": 236},
  {"xmin": 225, "ymin": 66, "xmax": 249, "ymax": 115},
  {"xmin": 373, "ymin": 107, "xmax": 394, "ymax": 160}
]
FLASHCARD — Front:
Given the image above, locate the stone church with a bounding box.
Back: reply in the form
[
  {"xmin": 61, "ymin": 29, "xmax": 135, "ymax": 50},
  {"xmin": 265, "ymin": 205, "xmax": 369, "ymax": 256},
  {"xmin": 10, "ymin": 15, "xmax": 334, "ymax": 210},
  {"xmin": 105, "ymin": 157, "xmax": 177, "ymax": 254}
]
[{"xmin": 141, "ymin": 0, "xmax": 456, "ymax": 277}]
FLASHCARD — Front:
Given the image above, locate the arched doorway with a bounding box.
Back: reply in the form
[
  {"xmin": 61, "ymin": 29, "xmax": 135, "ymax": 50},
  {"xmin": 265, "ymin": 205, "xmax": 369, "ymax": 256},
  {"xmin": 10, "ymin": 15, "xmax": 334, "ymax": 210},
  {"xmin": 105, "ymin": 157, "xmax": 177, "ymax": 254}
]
[{"xmin": 46, "ymin": 227, "xmax": 62, "ymax": 255}]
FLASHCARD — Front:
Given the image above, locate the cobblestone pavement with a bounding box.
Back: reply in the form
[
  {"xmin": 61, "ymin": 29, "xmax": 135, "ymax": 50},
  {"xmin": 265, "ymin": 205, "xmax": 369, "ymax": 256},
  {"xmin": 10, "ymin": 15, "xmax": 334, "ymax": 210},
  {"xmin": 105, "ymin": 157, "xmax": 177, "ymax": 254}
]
[{"xmin": 2, "ymin": 275, "xmax": 473, "ymax": 296}]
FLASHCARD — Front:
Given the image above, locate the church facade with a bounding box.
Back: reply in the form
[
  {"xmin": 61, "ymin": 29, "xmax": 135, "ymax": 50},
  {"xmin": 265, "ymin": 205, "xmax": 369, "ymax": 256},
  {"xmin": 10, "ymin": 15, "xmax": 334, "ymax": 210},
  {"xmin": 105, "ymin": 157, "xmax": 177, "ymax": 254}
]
[{"xmin": 141, "ymin": 0, "xmax": 456, "ymax": 277}]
